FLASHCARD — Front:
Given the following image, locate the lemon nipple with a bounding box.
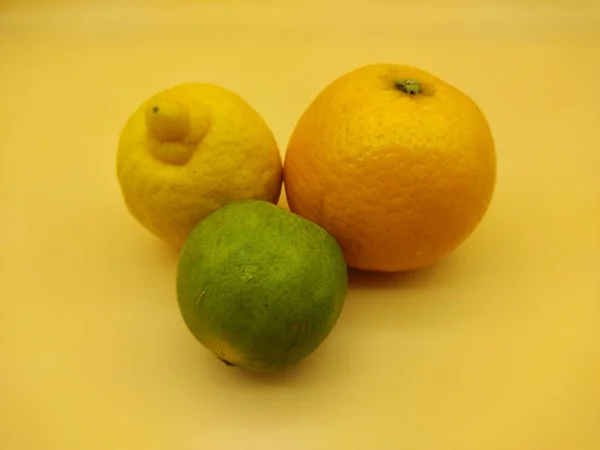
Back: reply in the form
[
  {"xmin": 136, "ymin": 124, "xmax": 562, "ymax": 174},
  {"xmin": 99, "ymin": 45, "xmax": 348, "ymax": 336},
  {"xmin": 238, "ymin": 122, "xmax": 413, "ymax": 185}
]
[
  {"xmin": 146, "ymin": 99, "xmax": 196, "ymax": 165},
  {"xmin": 146, "ymin": 100, "xmax": 190, "ymax": 141}
]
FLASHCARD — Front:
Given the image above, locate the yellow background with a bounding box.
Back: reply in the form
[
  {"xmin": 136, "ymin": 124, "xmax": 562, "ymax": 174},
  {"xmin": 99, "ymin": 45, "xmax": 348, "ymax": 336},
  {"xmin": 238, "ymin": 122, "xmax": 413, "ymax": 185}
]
[{"xmin": 1, "ymin": 1, "xmax": 599, "ymax": 449}]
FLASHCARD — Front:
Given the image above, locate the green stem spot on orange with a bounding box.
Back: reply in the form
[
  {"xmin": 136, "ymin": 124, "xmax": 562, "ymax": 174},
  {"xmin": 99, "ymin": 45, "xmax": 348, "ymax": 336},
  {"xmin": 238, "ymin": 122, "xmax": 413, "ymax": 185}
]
[{"xmin": 395, "ymin": 79, "xmax": 421, "ymax": 95}]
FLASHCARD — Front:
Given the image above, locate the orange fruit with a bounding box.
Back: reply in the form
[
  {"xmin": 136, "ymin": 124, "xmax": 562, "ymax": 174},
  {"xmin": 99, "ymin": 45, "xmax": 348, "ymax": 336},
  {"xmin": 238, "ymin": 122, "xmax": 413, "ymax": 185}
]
[{"xmin": 284, "ymin": 64, "xmax": 496, "ymax": 272}]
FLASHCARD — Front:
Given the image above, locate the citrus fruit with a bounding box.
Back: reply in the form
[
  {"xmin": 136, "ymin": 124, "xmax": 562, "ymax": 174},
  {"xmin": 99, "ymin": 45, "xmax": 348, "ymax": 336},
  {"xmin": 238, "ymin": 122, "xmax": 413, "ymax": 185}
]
[
  {"xmin": 284, "ymin": 64, "xmax": 496, "ymax": 272},
  {"xmin": 176, "ymin": 200, "xmax": 347, "ymax": 373},
  {"xmin": 117, "ymin": 83, "xmax": 282, "ymax": 248}
]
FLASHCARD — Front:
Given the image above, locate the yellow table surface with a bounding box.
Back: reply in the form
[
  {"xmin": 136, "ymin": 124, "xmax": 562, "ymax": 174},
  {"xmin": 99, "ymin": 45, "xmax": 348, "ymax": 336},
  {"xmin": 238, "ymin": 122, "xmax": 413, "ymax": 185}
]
[{"xmin": 1, "ymin": 2, "xmax": 599, "ymax": 449}]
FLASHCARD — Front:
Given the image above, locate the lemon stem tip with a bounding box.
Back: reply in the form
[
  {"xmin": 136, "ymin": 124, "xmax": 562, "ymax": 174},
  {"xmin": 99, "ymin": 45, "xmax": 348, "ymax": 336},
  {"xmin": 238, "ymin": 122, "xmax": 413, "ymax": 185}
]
[{"xmin": 146, "ymin": 101, "xmax": 190, "ymax": 141}]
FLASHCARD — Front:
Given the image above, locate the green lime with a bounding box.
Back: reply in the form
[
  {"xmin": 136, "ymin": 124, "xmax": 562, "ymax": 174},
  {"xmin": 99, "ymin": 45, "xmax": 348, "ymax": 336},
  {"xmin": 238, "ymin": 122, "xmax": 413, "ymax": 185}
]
[{"xmin": 176, "ymin": 200, "xmax": 348, "ymax": 373}]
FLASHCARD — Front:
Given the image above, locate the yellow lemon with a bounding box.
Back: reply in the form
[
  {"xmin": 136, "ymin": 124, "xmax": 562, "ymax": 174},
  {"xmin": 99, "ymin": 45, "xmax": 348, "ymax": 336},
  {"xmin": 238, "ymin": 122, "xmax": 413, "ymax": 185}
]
[{"xmin": 117, "ymin": 84, "xmax": 282, "ymax": 248}]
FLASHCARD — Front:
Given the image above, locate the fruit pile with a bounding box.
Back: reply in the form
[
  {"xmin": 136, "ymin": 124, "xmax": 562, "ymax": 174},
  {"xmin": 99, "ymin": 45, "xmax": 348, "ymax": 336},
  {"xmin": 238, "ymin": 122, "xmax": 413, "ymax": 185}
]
[{"xmin": 117, "ymin": 64, "xmax": 496, "ymax": 374}]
